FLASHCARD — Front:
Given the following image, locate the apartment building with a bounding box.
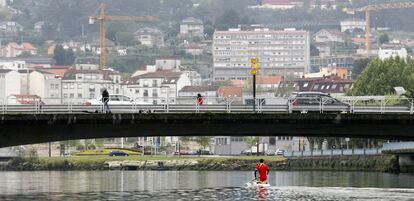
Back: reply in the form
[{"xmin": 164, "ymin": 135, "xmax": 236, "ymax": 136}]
[
  {"xmin": 213, "ymin": 28, "xmax": 310, "ymax": 81},
  {"xmin": 61, "ymin": 60, "xmax": 122, "ymax": 104},
  {"xmin": 123, "ymin": 70, "xmax": 191, "ymax": 104},
  {"xmin": 29, "ymin": 70, "xmax": 62, "ymax": 104},
  {"xmin": 0, "ymin": 69, "xmax": 20, "ymax": 102}
]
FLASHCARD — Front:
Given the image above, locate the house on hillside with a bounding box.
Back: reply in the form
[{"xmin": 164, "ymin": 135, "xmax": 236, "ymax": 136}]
[
  {"xmin": 134, "ymin": 27, "xmax": 164, "ymax": 48},
  {"xmin": 314, "ymin": 29, "xmax": 345, "ymax": 43},
  {"xmin": 180, "ymin": 17, "xmax": 204, "ymax": 37},
  {"xmin": 0, "ymin": 21, "xmax": 23, "ymax": 33},
  {"xmin": 1, "ymin": 42, "xmax": 37, "ymax": 57}
]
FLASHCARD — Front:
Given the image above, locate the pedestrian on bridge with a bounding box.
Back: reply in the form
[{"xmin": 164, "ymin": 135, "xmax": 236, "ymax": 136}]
[
  {"xmin": 101, "ymin": 88, "xmax": 111, "ymax": 114},
  {"xmin": 197, "ymin": 93, "xmax": 203, "ymax": 106}
]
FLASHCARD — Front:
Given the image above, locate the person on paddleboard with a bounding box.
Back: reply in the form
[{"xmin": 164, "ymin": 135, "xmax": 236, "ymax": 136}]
[{"xmin": 255, "ymin": 159, "xmax": 269, "ymax": 184}]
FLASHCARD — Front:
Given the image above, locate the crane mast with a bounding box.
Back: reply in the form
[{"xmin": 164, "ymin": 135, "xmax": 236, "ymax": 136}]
[
  {"xmin": 89, "ymin": 3, "xmax": 158, "ymax": 69},
  {"xmin": 343, "ymin": 2, "xmax": 414, "ymax": 55}
]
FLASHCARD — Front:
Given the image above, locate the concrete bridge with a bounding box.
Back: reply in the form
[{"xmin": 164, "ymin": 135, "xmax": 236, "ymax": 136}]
[{"xmin": 1, "ymin": 113, "xmax": 414, "ymax": 148}]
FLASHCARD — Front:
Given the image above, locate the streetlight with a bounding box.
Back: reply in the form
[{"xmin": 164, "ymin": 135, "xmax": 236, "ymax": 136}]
[{"xmin": 250, "ymin": 58, "xmax": 260, "ymax": 112}]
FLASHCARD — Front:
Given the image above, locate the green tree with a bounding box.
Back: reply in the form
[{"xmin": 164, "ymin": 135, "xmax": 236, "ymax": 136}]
[
  {"xmin": 64, "ymin": 48, "xmax": 75, "ymax": 65},
  {"xmin": 194, "ymin": 136, "xmax": 211, "ymax": 149},
  {"xmin": 243, "ymin": 136, "xmax": 259, "ymax": 147},
  {"xmin": 204, "ymin": 25, "xmax": 215, "ymax": 39},
  {"xmin": 378, "ymin": 33, "xmax": 390, "ymax": 45},
  {"xmin": 310, "ymin": 44, "xmax": 320, "ymax": 57},
  {"xmin": 106, "ymin": 22, "xmax": 127, "ymax": 41},
  {"xmin": 53, "ymin": 44, "xmax": 67, "ymax": 65},
  {"xmin": 53, "ymin": 45, "xmax": 75, "ymax": 65},
  {"xmin": 215, "ymin": 9, "xmax": 243, "ymax": 30},
  {"xmin": 115, "ymin": 32, "xmax": 135, "ymax": 46},
  {"xmin": 350, "ymin": 57, "xmax": 414, "ymax": 96},
  {"xmin": 351, "ymin": 58, "xmax": 372, "ymax": 79}
]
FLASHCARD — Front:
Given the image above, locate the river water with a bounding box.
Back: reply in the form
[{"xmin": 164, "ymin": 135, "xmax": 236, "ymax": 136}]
[{"xmin": 0, "ymin": 171, "xmax": 413, "ymax": 200}]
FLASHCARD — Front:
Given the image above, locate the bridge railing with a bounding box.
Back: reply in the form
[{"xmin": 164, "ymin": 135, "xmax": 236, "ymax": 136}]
[
  {"xmin": 0, "ymin": 96, "xmax": 413, "ymax": 114},
  {"xmin": 285, "ymin": 148, "xmax": 382, "ymax": 157}
]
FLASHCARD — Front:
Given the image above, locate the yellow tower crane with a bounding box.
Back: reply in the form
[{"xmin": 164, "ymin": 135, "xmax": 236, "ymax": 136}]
[
  {"xmin": 343, "ymin": 2, "xmax": 414, "ymax": 55},
  {"xmin": 89, "ymin": 3, "xmax": 159, "ymax": 69}
]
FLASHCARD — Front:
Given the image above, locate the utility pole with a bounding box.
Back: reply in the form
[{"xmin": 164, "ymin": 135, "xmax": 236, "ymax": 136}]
[{"xmin": 250, "ymin": 58, "xmax": 260, "ymax": 112}]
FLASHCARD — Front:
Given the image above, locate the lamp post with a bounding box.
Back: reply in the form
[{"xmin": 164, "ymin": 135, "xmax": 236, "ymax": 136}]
[{"xmin": 250, "ymin": 58, "xmax": 260, "ymax": 112}]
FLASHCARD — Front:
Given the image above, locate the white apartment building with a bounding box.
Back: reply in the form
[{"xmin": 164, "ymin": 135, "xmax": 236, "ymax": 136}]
[
  {"xmin": 212, "ymin": 136, "xmax": 309, "ymax": 155},
  {"xmin": 340, "ymin": 18, "xmax": 366, "ymax": 33},
  {"xmin": 378, "ymin": 45, "xmax": 408, "ymax": 60},
  {"xmin": 213, "ymin": 28, "xmax": 310, "ymax": 80},
  {"xmin": 123, "ymin": 70, "xmax": 191, "ymax": 104},
  {"xmin": 0, "ymin": 60, "xmax": 26, "ymax": 70},
  {"xmin": 62, "ymin": 63, "xmax": 122, "ymax": 104},
  {"xmin": 0, "ymin": 69, "xmax": 20, "ymax": 102},
  {"xmin": 180, "ymin": 17, "xmax": 204, "ymax": 37},
  {"xmin": 29, "ymin": 70, "xmax": 62, "ymax": 104}
]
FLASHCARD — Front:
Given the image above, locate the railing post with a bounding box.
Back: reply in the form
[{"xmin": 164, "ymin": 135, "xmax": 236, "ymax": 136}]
[{"xmin": 410, "ymin": 99, "xmax": 413, "ymax": 115}]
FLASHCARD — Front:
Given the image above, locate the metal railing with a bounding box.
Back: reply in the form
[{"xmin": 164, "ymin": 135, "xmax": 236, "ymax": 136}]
[
  {"xmin": 1, "ymin": 96, "xmax": 413, "ymax": 115},
  {"xmin": 285, "ymin": 148, "xmax": 383, "ymax": 157}
]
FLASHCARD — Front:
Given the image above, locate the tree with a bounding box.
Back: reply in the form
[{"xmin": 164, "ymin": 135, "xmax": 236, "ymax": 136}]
[
  {"xmin": 53, "ymin": 45, "xmax": 75, "ymax": 65},
  {"xmin": 106, "ymin": 22, "xmax": 127, "ymax": 41},
  {"xmin": 378, "ymin": 33, "xmax": 389, "ymax": 45},
  {"xmin": 310, "ymin": 44, "xmax": 320, "ymax": 57},
  {"xmin": 115, "ymin": 32, "xmax": 134, "ymax": 46},
  {"xmin": 351, "ymin": 58, "xmax": 372, "ymax": 79},
  {"xmin": 243, "ymin": 137, "xmax": 259, "ymax": 148},
  {"xmin": 350, "ymin": 57, "xmax": 414, "ymax": 96},
  {"xmin": 204, "ymin": 25, "xmax": 215, "ymax": 39},
  {"xmin": 215, "ymin": 9, "xmax": 243, "ymax": 30},
  {"xmin": 194, "ymin": 136, "xmax": 211, "ymax": 149},
  {"xmin": 53, "ymin": 45, "xmax": 66, "ymax": 65},
  {"xmin": 64, "ymin": 48, "xmax": 75, "ymax": 65}
]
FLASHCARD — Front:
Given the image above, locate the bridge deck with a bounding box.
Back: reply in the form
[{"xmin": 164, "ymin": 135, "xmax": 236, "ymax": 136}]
[{"xmin": 1, "ymin": 113, "xmax": 414, "ymax": 147}]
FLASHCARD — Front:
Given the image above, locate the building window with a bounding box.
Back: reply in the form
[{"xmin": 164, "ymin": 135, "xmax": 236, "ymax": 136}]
[
  {"xmin": 89, "ymin": 93, "xmax": 95, "ymax": 99},
  {"xmin": 70, "ymin": 84, "xmax": 74, "ymax": 89},
  {"xmin": 89, "ymin": 84, "xmax": 95, "ymax": 92},
  {"xmin": 135, "ymin": 89, "xmax": 139, "ymax": 94},
  {"xmin": 63, "ymin": 84, "xmax": 68, "ymax": 89},
  {"xmin": 144, "ymin": 80, "xmax": 148, "ymax": 87},
  {"xmin": 50, "ymin": 84, "xmax": 54, "ymax": 89},
  {"xmin": 153, "ymin": 80, "xmax": 158, "ymax": 87},
  {"xmin": 153, "ymin": 90, "xmax": 158, "ymax": 97},
  {"xmin": 63, "ymin": 93, "xmax": 68, "ymax": 98},
  {"xmin": 70, "ymin": 93, "xmax": 74, "ymax": 98},
  {"xmin": 144, "ymin": 90, "xmax": 149, "ymax": 97},
  {"xmin": 78, "ymin": 84, "xmax": 82, "ymax": 89},
  {"xmin": 78, "ymin": 93, "xmax": 82, "ymax": 98}
]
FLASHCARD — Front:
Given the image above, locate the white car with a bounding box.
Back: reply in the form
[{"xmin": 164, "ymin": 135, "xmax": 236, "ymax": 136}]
[{"xmin": 85, "ymin": 95, "xmax": 151, "ymax": 105}]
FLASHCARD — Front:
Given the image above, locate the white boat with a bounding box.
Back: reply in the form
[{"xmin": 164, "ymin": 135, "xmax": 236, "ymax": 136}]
[{"xmin": 245, "ymin": 180, "xmax": 270, "ymax": 188}]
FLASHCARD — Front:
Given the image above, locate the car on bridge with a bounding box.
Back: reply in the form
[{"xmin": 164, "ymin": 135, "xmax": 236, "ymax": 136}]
[
  {"xmin": 85, "ymin": 95, "xmax": 151, "ymax": 106},
  {"xmin": 289, "ymin": 92, "xmax": 350, "ymax": 113}
]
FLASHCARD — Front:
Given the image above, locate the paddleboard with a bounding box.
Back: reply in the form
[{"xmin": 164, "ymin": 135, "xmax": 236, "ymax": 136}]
[{"xmin": 245, "ymin": 180, "xmax": 270, "ymax": 188}]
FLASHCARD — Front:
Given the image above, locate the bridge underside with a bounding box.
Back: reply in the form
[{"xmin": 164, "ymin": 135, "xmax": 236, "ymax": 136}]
[{"xmin": 1, "ymin": 113, "xmax": 414, "ymax": 148}]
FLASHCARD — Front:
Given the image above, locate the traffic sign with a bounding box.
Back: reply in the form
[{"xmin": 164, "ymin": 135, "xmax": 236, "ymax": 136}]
[
  {"xmin": 250, "ymin": 69, "xmax": 257, "ymax": 75},
  {"xmin": 250, "ymin": 58, "xmax": 258, "ymax": 65}
]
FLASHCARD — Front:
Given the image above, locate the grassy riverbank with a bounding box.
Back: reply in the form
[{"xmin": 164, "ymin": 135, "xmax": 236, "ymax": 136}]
[{"xmin": 0, "ymin": 155, "xmax": 403, "ymax": 173}]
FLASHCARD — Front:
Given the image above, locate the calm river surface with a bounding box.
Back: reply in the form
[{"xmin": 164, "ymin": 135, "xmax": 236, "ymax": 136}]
[{"xmin": 0, "ymin": 171, "xmax": 413, "ymax": 200}]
